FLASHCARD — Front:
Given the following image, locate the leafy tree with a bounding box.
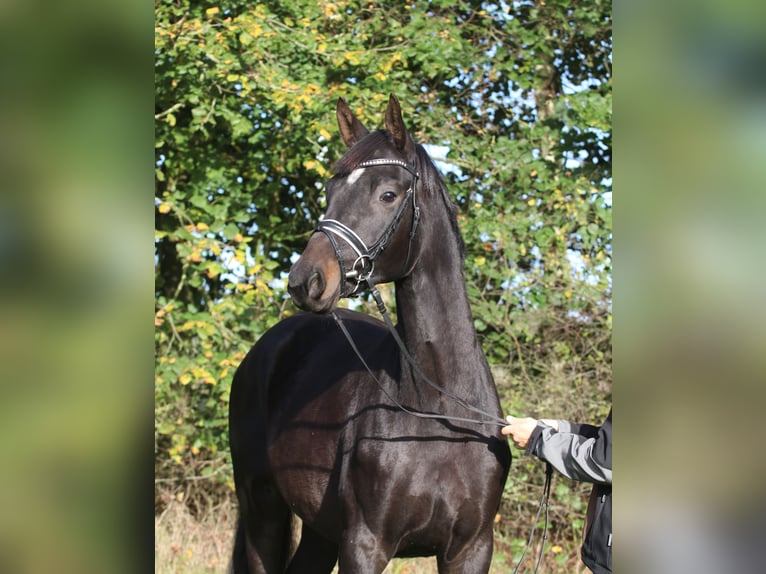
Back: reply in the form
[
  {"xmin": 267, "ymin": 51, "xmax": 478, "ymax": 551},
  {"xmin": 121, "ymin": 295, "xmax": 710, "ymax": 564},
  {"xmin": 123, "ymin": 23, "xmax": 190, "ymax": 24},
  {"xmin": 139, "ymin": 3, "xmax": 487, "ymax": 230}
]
[{"xmin": 155, "ymin": 0, "xmax": 611, "ymax": 558}]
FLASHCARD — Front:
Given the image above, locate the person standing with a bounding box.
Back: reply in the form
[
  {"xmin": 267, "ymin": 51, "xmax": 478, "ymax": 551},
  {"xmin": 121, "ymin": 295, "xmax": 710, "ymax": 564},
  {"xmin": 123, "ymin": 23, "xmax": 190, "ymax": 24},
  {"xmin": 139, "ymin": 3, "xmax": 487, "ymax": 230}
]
[{"xmin": 503, "ymin": 407, "xmax": 612, "ymax": 574}]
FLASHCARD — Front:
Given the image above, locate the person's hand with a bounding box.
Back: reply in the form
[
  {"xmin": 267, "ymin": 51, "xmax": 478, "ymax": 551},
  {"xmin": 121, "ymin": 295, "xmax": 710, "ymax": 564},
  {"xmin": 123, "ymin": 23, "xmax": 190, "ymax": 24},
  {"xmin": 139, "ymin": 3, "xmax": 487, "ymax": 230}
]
[{"xmin": 501, "ymin": 416, "xmax": 539, "ymax": 449}]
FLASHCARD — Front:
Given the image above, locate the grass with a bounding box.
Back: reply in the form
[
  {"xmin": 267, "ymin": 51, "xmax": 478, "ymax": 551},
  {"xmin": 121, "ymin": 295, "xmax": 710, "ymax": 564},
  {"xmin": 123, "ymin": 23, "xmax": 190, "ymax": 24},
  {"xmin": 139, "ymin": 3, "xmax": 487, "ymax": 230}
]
[
  {"xmin": 155, "ymin": 494, "xmax": 236, "ymax": 574},
  {"xmin": 154, "ymin": 495, "xmax": 438, "ymax": 574},
  {"xmin": 155, "ymin": 491, "xmax": 587, "ymax": 574}
]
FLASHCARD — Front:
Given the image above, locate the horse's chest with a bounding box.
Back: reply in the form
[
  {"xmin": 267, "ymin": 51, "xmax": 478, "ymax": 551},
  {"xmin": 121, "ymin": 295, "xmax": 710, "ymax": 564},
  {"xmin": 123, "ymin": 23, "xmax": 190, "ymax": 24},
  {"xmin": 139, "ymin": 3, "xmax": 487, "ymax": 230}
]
[{"xmin": 267, "ymin": 424, "xmax": 341, "ymax": 517}]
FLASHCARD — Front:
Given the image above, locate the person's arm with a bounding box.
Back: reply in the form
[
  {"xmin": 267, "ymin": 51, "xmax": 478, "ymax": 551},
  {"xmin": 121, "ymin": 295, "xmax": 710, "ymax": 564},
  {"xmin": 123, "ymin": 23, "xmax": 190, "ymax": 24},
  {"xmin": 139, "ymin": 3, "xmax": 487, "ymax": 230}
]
[
  {"xmin": 504, "ymin": 409, "xmax": 612, "ymax": 484},
  {"xmin": 558, "ymin": 419, "xmax": 599, "ymax": 438}
]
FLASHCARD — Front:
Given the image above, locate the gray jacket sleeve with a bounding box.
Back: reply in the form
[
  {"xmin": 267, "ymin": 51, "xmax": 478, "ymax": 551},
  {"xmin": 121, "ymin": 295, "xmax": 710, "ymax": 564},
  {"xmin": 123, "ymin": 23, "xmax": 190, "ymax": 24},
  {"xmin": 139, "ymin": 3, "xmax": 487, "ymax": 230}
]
[{"xmin": 525, "ymin": 409, "xmax": 612, "ymax": 485}]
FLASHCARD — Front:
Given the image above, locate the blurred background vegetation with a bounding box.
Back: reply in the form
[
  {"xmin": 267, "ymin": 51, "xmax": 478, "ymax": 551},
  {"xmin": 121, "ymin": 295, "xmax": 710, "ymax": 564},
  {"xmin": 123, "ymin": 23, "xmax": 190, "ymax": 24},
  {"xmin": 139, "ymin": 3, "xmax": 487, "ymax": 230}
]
[
  {"xmin": 155, "ymin": 0, "xmax": 611, "ymax": 571},
  {"xmin": 2, "ymin": 0, "xmax": 762, "ymax": 571}
]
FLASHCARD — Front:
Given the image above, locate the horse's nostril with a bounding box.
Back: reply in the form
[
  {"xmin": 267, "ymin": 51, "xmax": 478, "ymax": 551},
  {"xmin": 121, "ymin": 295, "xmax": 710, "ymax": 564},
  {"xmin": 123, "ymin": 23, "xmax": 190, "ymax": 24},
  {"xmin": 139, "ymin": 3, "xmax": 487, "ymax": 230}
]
[{"xmin": 307, "ymin": 271, "xmax": 325, "ymax": 300}]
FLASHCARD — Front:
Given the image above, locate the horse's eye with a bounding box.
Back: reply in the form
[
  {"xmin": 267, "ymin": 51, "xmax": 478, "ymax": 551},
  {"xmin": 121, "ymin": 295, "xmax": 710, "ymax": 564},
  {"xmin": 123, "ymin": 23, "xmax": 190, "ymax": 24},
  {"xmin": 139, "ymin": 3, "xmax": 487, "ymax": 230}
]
[{"xmin": 379, "ymin": 191, "xmax": 397, "ymax": 203}]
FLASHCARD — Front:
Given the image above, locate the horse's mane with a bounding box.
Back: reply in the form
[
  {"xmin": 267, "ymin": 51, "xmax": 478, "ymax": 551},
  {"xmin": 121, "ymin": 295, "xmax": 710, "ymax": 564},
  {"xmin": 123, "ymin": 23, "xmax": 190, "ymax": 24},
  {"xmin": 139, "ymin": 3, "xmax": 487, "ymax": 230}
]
[
  {"xmin": 332, "ymin": 130, "xmax": 466, "ymax": 261},
  {"xmin": 414, "ymin": 143, "xmax": 466, "ymax": 262}
]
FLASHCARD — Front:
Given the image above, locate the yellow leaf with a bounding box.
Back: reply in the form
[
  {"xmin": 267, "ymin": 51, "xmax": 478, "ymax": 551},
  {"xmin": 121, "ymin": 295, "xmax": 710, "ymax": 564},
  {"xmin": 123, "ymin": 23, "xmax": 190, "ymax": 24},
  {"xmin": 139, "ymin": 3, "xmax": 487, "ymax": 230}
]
[
  {"xmin": 343, "ymin": 51, "xmax": 360, "ymax": 65},
  {"xmin": 158, "ymin": 202, "xmax": 171, "ymax": 214},
  {"xmin": 249, "ymin": 23, "xmax": 263, "ymax": 37},
  {"xmin": 205, "ymin": 7, "xmax": 219, "ymax": 16},
  {"xmin": 179, "ymin": 374, "xmax": 192, "ymax": 385}
]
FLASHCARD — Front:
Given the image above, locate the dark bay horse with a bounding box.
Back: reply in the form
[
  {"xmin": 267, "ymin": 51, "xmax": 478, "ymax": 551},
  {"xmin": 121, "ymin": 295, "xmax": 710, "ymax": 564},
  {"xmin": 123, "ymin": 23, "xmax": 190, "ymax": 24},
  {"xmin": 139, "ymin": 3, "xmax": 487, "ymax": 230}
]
[{"xmin": 229, "ymin": 94, "xmax": 511, "ymax": 573}]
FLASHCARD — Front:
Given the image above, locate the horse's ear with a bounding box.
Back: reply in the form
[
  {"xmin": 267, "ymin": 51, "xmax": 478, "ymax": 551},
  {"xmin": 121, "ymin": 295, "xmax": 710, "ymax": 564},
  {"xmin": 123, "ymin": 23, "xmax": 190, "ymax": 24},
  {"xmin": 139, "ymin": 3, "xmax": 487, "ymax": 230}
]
[
  {"xmin": 336, "ymin": 98, "xmax": 369, "ymax": 148},
  {"xmin": 385, "ymin": 94, "xmax": 414, "ymax": 158}
]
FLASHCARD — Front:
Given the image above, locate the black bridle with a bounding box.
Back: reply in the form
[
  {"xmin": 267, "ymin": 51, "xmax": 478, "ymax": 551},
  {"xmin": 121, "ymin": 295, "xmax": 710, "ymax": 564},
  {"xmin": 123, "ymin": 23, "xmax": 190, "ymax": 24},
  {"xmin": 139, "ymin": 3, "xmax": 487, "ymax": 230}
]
[{"xmin": 316, "ymin": 158, "xmax": 420, "ymax": 297}]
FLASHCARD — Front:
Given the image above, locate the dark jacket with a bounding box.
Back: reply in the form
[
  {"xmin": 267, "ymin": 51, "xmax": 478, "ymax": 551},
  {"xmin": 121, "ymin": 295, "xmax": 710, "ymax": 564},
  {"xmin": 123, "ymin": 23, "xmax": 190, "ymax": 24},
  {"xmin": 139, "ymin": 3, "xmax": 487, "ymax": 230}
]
[{"xmin": 525, "ymin": 408, "xmax": 612, "ymax": 574}]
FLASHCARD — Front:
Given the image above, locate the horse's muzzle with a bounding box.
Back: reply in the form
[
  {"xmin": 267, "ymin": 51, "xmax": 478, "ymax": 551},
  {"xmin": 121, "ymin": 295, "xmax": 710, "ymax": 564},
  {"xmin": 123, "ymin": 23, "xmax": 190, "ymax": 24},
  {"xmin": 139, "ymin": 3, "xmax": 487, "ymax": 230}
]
[{"xmin": 287, "ymin": 234, "xmax": 342, "ymax": 313}]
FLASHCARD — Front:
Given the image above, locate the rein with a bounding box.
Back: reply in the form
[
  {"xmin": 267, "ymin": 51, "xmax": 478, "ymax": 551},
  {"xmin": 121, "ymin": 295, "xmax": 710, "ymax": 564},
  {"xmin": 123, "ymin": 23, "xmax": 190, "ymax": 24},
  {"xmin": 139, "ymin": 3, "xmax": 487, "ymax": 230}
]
[
  {"xmin": 334, "ymin": 280, "xmax": 508, "ymax": 428},
  {"xmin": 512, "ymin": 462, "xmax": 553, "ymax": 574}
]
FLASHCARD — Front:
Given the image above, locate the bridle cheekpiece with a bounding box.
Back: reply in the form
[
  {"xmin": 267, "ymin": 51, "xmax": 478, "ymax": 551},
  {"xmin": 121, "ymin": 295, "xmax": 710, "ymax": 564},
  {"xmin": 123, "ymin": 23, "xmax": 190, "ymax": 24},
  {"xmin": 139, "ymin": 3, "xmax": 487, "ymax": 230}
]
[{"xmin": 316, "ymin": 158, "xmax": 420, "ymax": 297}]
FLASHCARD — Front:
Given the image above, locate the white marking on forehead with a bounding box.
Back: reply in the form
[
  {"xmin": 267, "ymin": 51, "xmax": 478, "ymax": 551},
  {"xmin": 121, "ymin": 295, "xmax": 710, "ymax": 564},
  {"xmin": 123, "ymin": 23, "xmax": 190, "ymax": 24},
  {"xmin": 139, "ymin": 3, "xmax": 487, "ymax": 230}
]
[{"xmin": 347, "ymin": 167, "xmax": 365, "ymax": 184}]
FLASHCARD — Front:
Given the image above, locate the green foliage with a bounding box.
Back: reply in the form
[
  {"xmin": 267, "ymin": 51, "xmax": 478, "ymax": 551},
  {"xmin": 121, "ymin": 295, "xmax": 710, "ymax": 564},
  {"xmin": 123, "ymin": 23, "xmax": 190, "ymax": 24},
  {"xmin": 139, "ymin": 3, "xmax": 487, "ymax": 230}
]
[{"xmin": 155, "ymin": 0, "xmax": 611, "ymax": 562}]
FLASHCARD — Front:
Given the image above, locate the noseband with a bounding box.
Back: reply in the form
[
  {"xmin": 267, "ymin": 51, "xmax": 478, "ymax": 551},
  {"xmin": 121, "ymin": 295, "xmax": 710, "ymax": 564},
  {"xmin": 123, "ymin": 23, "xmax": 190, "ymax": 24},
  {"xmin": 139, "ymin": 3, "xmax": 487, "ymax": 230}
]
[{"xmin": 316, "ymin": 158, "xmax": 420, "ymax": 297}]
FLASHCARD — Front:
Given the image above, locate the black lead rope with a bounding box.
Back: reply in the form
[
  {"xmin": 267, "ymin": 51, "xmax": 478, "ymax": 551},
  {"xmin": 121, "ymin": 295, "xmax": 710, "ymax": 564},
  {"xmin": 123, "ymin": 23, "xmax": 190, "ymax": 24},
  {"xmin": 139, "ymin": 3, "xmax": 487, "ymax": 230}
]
[
  {"xmin": 332, "ymin": 281, "xmax": 507, "ymax": 428},
  {"xmin": 332, "ymin": 311, "xmax": 495, "ymax": 426},
  {"xmin": 513, "ymin": 462, "xmax": 553, "ymax": 574},
  {"xmin": 368, "ymin": 280, "xmax": 509, "ymax": 427}
]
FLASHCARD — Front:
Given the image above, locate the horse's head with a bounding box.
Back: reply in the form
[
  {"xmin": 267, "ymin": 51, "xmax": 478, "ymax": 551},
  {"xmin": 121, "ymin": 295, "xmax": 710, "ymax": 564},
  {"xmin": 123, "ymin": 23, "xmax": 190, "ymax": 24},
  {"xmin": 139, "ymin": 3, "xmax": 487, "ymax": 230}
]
[{"xmin": 288, "ymin": 94, "xmax": 421, "ymax": 313}]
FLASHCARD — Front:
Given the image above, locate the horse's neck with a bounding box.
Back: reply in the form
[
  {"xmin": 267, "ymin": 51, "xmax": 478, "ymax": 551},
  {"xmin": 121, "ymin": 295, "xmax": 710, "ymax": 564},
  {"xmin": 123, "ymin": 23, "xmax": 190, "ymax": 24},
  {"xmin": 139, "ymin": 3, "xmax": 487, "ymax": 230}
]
[{"xmin": 393, "ymin": 228, "xmax": 494, "ymax": 401}]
